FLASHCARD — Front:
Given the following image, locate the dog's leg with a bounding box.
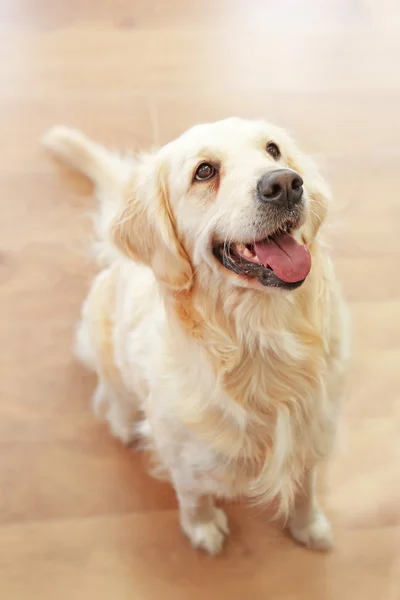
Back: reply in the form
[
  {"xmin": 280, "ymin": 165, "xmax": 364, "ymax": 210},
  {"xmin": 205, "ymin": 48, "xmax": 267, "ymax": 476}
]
[
  {"xmin": 93, "ymin": 381, "xmax": 140, "ymax": 446},
  {"xmin": 288, "ymin": 467, "xmax": 333, "ymax": 551},
  {"xmin": 173, "ymin": 484, "xmax": 229, "ymax": 555}
]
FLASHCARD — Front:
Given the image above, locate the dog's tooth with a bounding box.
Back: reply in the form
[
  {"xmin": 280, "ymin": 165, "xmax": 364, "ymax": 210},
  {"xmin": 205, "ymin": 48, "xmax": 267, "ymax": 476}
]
[
  {"xmin": 243, "ymin": 247, "xmax": 254, "ymax": 259},
  {"xmin": 235, "ymin": 242, "xmax": 245, "ymax": 252}
]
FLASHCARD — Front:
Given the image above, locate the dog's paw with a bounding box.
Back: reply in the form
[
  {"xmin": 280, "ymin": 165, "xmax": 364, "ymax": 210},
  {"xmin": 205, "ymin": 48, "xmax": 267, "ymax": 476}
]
[
  {"xmin": 107, "ymin": 417, "xmax": 137, "ymax": 445},
  {"xmin": 105, "ymin": 403, "xmax": 138, "ymax": 445},
  {"xmin": 289, "ymin": 511, "xmax": 333, "ymax": 551},
  {"xmin": 182, "ymin": 508, "xmax": 229, "ymax": 555}
]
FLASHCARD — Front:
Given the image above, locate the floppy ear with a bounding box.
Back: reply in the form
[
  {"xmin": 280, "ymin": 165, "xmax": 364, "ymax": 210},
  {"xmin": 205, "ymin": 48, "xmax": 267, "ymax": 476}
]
[
  {"xmin": 111, "ymin": 156, "xmax": 193, "ymax": 291},
  {"xmin": 286, "ymin": 139, "xmax": 331, "ymax": 243}
]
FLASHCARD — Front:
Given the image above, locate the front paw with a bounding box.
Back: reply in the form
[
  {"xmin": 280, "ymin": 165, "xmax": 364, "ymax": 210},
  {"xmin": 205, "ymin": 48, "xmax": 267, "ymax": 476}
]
[
  {"xmin": 181, "ymin": 508, "xmax": 229, "ymax": 555},
  {"xmin": 289, "ymin": 511, "xmax": 333, "ymax": 551}
]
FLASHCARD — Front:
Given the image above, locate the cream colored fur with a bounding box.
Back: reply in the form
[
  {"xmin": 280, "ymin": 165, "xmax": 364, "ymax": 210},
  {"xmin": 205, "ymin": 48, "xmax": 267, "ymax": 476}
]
[{"xmin": 44, "ymin": 119, "xmax": 348, "ymax": 555}]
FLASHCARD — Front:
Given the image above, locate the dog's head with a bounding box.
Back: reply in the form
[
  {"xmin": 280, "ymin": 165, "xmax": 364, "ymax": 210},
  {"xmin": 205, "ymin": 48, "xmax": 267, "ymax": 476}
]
[{"xmin": 112, "ymin": 118, "xmax": 330, "ymax": 293}]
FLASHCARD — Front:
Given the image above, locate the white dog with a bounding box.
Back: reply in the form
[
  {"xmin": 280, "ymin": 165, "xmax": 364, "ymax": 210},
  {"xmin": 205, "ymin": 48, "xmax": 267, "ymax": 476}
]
[{"xmin": 44, "ymin": 118, "xmax": 348, "ymax": 554}]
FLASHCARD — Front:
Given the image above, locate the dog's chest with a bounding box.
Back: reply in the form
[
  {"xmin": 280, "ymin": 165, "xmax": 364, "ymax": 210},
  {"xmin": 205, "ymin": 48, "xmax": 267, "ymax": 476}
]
[
  {"xmin": 222, "ymin": 331, "xmax": 322, "ymax": 410},
  {"xmin": 213, "ymin": 333, "xmax": 328, "ymax": 484}
]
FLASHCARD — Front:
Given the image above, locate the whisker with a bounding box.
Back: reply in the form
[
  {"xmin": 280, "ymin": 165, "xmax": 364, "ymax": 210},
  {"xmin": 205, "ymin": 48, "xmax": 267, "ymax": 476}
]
[{"xmin": 308, "ymin": 208, "xmax": 322, "ymax": 223}]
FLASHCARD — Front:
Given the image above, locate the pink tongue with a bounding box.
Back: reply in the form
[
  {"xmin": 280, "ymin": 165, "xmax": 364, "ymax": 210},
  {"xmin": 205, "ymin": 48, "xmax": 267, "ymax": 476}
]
[{"xmin": 254, "ymin": 233, "xmax": 311, "ymax": 283}]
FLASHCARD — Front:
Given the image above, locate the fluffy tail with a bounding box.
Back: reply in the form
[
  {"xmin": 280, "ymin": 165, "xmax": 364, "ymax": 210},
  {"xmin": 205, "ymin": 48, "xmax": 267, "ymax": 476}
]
[{"xmin": 43, "ymin": 126, "xmax": 133, "ymax": 263}]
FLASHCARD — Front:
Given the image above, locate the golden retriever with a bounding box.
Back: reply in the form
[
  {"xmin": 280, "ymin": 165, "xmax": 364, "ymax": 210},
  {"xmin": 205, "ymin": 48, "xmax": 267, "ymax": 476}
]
[{"xmin": 44, "ymin": 118, "xmax": 348, "ymax": 554}]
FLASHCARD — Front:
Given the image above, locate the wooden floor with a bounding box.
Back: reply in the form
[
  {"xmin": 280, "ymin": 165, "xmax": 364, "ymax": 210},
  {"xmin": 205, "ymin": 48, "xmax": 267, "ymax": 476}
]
[{"xmin": 1, "ymin": 1, "xmax": 400, "ymax": 598}]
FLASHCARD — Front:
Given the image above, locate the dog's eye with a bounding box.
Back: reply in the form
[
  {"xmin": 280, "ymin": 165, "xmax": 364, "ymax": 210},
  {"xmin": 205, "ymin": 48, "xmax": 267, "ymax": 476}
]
[
  {"xmin": 194, "ymin": 163, "xmax": 216, "ymax": 181},
  {"xmin": 266, "ymin": 143, "xmax": 281, "ymax": 160}
]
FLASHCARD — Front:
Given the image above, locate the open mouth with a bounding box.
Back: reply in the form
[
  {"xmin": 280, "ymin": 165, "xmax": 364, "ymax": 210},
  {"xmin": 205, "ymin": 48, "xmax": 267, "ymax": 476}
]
[{"xmin": 213, "ymin": 228, "xmax": 311, "ymax": 290}]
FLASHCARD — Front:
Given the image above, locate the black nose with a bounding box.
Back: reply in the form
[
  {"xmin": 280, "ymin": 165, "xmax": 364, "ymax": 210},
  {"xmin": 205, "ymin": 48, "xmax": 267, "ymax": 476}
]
[{"xmin": 257, "ymin": 169, "xmax": 303, "ymax": 209}]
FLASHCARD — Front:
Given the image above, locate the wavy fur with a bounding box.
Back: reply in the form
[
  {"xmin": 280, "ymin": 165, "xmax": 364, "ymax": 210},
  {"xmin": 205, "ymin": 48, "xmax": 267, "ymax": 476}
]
[{"xmin": 44, "ymin": 119, "xmax": 348, "ymax": 554}]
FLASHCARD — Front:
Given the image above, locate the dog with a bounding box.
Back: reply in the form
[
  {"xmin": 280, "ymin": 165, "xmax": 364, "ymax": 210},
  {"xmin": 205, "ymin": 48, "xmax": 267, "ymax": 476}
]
[{"xmin": 44, "ymin": 118, "xmax": 348, "ymax": 554}]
